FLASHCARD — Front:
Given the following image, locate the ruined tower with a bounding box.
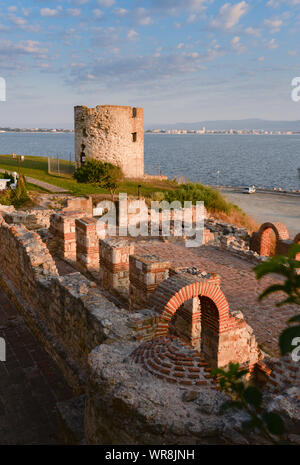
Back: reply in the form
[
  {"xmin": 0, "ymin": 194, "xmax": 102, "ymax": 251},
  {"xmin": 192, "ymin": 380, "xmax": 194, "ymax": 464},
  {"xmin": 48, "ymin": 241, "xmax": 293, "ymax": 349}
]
[{"xmin": 74, "ymin": 105, "xmax": 144, "ymax": 178}]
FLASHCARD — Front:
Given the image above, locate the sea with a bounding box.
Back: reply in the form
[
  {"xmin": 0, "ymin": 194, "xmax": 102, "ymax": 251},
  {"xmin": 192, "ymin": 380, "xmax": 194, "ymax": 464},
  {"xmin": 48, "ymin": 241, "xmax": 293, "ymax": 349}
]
[{"xmin": 0, "ymin": 132, "xmax": 300, "ymax": 191}]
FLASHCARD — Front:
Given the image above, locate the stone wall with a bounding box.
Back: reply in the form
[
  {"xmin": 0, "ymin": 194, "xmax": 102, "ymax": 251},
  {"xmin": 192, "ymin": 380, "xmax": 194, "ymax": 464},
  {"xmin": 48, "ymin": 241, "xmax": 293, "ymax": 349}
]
[
  {"xmin": 99, "ymin": 238, "xmax": 134, "ymax": 298},
  {"xmin": 0, "ymin": 214, "xmax": 130, "ymax": 391},
  {"xmin": 74, "ymin": 105, "xmax": 144, "ymax": 178},
  {"xmin": 48, "ymin": 210, "xmax": 86, "ymax": 261},
  {"xmin": 0, "ymin": 207, "xmax": 54, "ymax": 230},
  {"xmin": 75, "ymin": 217, "xmax": 99, "ymax": 277},
  {"xmin": 63, "ymin": 196, "xmax": 93, "ymax": 216},
  {"xmin": 129, "ymin": 254, "xmax": 170, "ymax": 311}
]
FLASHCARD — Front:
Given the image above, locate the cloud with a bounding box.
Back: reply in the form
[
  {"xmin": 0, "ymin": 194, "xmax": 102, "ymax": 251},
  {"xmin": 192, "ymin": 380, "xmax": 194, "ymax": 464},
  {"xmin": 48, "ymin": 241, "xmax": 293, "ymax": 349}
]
[
  {"xmin": 67, "ymin": 44, "xmax": 226, "ymax": 90},
  {"xmin": 7, "ymin": 6, "xmax": 18, "ymax": 13},
  {"xmin": 40, "ymin": 8, "xmax": 61, "ymax": 17},
  {"xmin": 93, "ymin": 9, "xmax": 104, "ymax": 18},
  {"xmin": 230, "ymin": 36, "xmax": 245, "ymax": 53},
  {"xmin": 135, "ymin": 8, "xmax": 152, "ymax": 25},
  {"xmin": 244, "ymin": 26, "xmax": 260, "ymax": 36},
  {"xmin": 148, "ymin": 0, "xmax": 209, "ymax": 14},
  {"xmin": 92, "ymin": 28, "xmax": 119, "ymax": 48},
  {"xmin": 264, "ymin": 18, "xmax": 283, "ymax": 32},
  {"xmin": 97, "ymin": 0, "xmax": 115, "ymax": 7},
  {"xmin": 187, "ymin": 14, "xmax": 197, "ymax": 23},
  {"xmin": 267, "ymin": 0, "xmax": 280, "ymax": 6},
  {"xmin": 67, "ymin": 9, "xmax": 81, "ymax": 17},
  {"xmin": 266, "ymin": 38, "xmax": 278, "ymax": 48},
  {"xmin": 127, "ymin": 29, "xmax": 139, "ymax": 40},
  {"xmin": 22, "ymin": 8, "xmax": 31, "ymax": 17},
  {"xmin": 211, "ymin": 1, "xmax": 249, "ymax": 30},
  {"xmin": 114, "ymin": 8, "xmax": 128, "ymax": 17},
  {"xmin": 8, "ymin": 15, "xmax": 27, "ymax": 26},
  {"xmin": 267, "ymin": 0, "xmax": 300, "ymax": 5},
  {"xmin": 0, "ymin": 39, "xmax": 48, "ymax": 56}
]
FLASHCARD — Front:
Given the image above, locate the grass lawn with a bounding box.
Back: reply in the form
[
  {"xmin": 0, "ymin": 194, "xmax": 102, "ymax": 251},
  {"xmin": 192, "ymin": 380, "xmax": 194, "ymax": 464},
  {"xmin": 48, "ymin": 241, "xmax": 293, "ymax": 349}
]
[
  {"xmin": 0, "ymin": 154, "xmax": 176, "ymax": 197},
  {"xmin": 0, "ymin": 154, "xmax": 257, "ymax": 231}
]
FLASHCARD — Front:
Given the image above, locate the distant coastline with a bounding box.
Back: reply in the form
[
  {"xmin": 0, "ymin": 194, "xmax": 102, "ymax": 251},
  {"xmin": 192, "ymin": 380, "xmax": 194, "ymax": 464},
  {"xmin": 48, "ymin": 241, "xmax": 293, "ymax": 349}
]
[{"xmin": 0, "ymin": 129, "xmax": 73, "ymax": 134}]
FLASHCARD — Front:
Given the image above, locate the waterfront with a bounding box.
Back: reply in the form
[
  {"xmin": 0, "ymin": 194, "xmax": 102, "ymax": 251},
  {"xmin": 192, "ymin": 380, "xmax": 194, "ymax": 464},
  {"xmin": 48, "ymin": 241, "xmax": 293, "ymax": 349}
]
[
  {"xmin": 0, "ymin": 132, "xmax": 300, "ymax": 191},
  {"xmin": 220, "ymin": 187, "xmax": 300, "ymax": 236}
]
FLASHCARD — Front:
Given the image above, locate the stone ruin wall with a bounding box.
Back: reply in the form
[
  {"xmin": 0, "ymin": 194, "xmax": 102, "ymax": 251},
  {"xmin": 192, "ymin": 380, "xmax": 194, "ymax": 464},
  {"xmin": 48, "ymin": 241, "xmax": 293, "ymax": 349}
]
[
  {"xmin": 74, "ymin": 105, "xmax": 144, "ymax": 178},
  {"xmin": 0, "ymin": 204, "xmax": 299, "ymax": 444}
]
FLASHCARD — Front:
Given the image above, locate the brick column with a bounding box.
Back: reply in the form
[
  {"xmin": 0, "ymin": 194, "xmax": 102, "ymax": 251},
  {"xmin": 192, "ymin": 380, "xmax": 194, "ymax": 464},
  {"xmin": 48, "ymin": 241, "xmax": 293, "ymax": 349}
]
[
  {"xmin": 129, "ymin": 254, "xmax": 170, "ymax": 312},
  {"xmin": 75, "ymin": 217, "xmax": 99, "ymax": 276},
  {"xmin": 48, "ymin": 210, "xmax": 85, "ymax": 261},
  {"xmin": 99, "ymin": 238, "xmax": 134, "ymax": 298}
]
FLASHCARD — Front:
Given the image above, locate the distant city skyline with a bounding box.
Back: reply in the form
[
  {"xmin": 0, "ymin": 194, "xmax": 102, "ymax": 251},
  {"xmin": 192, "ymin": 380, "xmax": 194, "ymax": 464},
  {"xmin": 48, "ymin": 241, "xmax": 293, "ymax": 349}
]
[{"xmin": 0, "ymin": 0, "xmax": 300, "ymax": 127}]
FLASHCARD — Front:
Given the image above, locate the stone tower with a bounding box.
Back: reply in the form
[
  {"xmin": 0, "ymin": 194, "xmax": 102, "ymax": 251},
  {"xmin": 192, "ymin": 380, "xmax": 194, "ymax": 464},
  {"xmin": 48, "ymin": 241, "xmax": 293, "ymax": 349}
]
[{"xmin": 74, "ymin": 105, "xmax": 144, "ymax": 178}]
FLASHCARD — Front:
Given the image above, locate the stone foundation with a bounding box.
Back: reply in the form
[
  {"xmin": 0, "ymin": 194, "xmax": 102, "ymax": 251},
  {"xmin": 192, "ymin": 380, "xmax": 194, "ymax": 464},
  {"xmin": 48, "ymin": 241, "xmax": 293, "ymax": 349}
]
[{"xmin": 129, "ymin": 254, "xmax": 170, "ymax": 311}]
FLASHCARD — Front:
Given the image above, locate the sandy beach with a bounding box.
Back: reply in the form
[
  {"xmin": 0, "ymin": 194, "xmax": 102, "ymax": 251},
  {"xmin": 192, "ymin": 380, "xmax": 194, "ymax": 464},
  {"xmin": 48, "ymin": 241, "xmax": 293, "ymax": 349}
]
[{"xmin": 220, "ymin": 187, "xmax": 300, "ymax": 237}]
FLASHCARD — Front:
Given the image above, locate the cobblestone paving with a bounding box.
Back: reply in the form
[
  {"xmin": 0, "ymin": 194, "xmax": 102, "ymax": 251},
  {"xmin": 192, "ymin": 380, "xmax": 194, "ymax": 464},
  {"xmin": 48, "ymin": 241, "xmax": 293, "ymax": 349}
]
[
  {"xmin": 135, "ymin": 242, "xmax": 299, "ymax": 356},
  {"xmin": 0, "ymin": 288, "xmax": 73, "ymax": 444}
]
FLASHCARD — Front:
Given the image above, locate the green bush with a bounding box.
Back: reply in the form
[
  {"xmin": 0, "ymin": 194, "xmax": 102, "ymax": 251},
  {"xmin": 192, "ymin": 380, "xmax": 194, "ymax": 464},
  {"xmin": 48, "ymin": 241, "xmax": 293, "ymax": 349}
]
[
  {"xmin": 164, "ymin": 183, "xmax": 230, "ymax": 213},
  {"xmin": 0, "ymin": 171, "xmax": 14, "ymax": 185},
  {"xmin": 74, "ymin": 159, "xmax": 123, "ymax": 200},
  {"xmin": 151, "ymin": 191, "xmax": 165, "ymax": 202},
  {"xmin": 73, "ymin": 159, "xmax": 106, "ymax": 183},
  {"xmin": 0, "ymin": 174, "xmax": 30, "ymax": 208}
]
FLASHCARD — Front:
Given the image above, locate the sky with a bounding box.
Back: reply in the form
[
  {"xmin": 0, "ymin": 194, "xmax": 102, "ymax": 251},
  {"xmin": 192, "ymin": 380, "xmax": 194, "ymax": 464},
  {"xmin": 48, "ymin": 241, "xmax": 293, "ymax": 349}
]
[{"xmin": 0, "ymin": 0, "xmax": 300, "ymax": 128}]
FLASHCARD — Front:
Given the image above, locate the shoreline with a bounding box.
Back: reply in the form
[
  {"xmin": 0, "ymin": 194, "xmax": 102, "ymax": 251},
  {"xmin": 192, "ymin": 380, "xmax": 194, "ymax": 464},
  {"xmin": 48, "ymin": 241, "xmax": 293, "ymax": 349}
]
[{"xmin": 214, "ymin": 185, "xmax": 300, "ymax": 197}]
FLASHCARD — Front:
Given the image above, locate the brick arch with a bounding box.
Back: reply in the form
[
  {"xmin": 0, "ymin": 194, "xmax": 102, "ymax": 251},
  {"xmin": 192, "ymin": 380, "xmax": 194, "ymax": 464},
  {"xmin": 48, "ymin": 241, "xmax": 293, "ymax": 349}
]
[
  {"xmin": 149, "ymin": 275, "xmax": 230, "ymax": 338},
  {"xmin": 258, "ymin": 222, "xmax": 289, "ymax": 256}
]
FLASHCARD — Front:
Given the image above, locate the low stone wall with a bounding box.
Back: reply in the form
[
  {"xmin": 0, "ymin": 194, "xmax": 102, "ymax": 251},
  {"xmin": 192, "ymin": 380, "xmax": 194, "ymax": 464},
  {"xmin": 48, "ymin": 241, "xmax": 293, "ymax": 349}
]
[
  {"xmin": 0, "ymin": 206, "xmax": 54, "ymax": 229},
  {"xmin": 63, "ymin": 196, "xmax": 93, "ymax": 216}
]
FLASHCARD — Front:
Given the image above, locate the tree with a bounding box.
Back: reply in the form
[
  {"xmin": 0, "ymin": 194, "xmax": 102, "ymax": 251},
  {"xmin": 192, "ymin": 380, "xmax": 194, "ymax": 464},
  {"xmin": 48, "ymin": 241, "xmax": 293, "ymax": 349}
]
[
  {"xmin": 100, "ymin": 162, "xmax": 123, "ymax": 202},
  {"xmin": 73, "ymin": 159, "xmax": 123, "ymax": 200}
]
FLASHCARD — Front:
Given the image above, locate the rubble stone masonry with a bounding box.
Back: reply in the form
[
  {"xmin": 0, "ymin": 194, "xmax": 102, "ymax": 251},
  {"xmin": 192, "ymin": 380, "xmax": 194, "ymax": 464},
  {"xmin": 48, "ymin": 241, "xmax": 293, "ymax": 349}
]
[{"xmin": 74, "ymin": 105, "xmax": 144, "ymax": 178}]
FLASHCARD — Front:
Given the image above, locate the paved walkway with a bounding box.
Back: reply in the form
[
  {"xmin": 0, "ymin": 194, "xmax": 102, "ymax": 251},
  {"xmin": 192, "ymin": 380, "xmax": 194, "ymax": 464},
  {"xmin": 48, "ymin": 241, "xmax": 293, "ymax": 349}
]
[
  {"xmin": 0, "ymin": 288, "xmax": 73, "ymax": 444},
  {"xmin": 136, "ymin": 242, "xmax": 299, "ymax": 356},
  {"xmin": 0, "ymin": 169, "xmax": 68, "ymax": 193}
]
